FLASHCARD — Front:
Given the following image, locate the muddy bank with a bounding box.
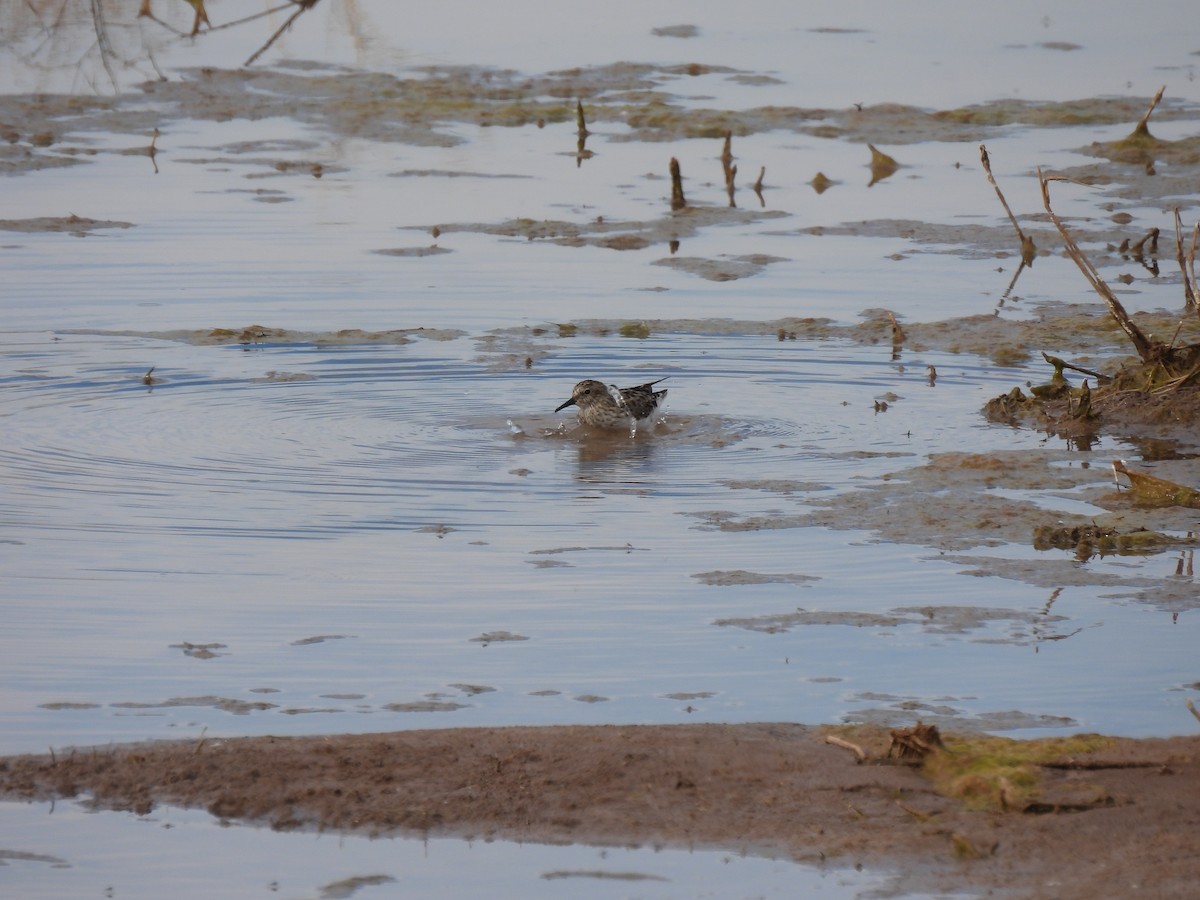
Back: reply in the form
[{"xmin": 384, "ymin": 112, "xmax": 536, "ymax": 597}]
[{"xmin": 2, "ymin": 724, "xmax": 1197, "ymax": 898}]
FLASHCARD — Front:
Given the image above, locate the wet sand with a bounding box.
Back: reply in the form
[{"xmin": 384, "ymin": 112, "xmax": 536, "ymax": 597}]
[{"xmin": 2, "ymin": 723, "xmax": 1198, "ymax": 898}]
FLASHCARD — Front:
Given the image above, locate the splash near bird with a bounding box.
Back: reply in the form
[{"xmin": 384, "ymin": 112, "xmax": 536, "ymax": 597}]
[{"xmin": 555, "ymin": 379, "xmax": 668, "ymax": 433}]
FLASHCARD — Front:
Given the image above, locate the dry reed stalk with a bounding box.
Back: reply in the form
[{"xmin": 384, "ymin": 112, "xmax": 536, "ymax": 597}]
[
  {"xmin": 720, "ymin": 131, "xmax": 737, "ymax": 207},
  {"xmin": 1174, "ymin": 209, "xmax": 1200, "ymax": 311},
  {"xmin": 1038, "ymin": 169, "xmax": 1155, "ymax": 362},
  {"xmin": 980, "ymin": 144, "xmax": 1036, "ymax": 264},
  {"xmin": 669, "ymin": 157, "xmax": 686, "ymax": 211},
  {"xmin": 1132, "ymin": 85, "xmax": 1166, "ymax": 138},
  {"xmin": 246, "ymin": 1, "xmax": 320, "ymax": 67}
]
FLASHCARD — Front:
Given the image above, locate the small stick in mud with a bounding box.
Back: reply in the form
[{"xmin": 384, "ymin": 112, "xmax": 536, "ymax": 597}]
[
  {"xmin": 1041, "ymin": 350, "xmax": 1108, "ymax": 383},
  {"xmin": 669, "ymin": 157, "xmax": 686, "ymax": 211},
  {"xmin": 720, "ymin": 130, "xmax": 733, "ymax": 170},
  {"xmin": 895, "ymin": 800, "xmax": 935, "ymax": 822},
  {"xmin": 824, "ymin": 734, "xmax": 867, "ymax": 763},
  {"xmin": 1168, "ymin": 320, "xmax": 1186, "ymax": 351},
  {"xmin": 720, "ymin": 131, "xmax": 737, "ymax": 207},
  {"xmin": 979, "ymin": 145, "xmax": 1036, "ymax": 265},
  {"xmin": 575, "ymin": 100, "xmax": 589, "ymax": 137},
  {"xmin": 752, "ymin": 166, "xmax": 766, "ymax": 206}
]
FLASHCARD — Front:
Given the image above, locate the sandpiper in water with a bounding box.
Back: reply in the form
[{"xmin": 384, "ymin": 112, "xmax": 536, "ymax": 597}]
[{"xmin": 555, "ymin": 378, "xmax": 668, "ymax": 432}]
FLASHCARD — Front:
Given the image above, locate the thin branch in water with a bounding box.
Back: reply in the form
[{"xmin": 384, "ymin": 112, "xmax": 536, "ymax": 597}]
[
  {"xmin": 245, "ymin": 0, "xmax": 321, "ymax": 67},
  {"xmin": 1041, "ymin": 351, "xmax": 1108, "ymax": 383},
  {"xmin": 1192, "ymin": 223, "xmax": 1200, "ymax": 314},
  {"xmin": 669, "ymin": 157, "xmax": 686, "ymax": 211},
  {"xmin": 720, "ymin": 130, "xmax": 736, "ymax": 207},
  {"xmin": 752, "ymin": 166, "xmax": 765, "ymax": 207},
  {"xmin": 979, "ymin": 144, "xmax": 1035, "ymax": 264},
  {"xmin": 1175, "ymin": 208, "xmax": 1200, "ymax": 313},
  {"xmin": 1038, "ymin": 168, "xmax": 1155, "ymax": 363},
  {"xmin": 88, "ymin": 0, "xmax": 118, "ymax": 92},
  {"xmin": 996, "ymin": 259, "xmax": 1028, "ymax": 308},
  {"xmin": 207, "ymin": 4, "xmax": 298, "ymax": 33}
]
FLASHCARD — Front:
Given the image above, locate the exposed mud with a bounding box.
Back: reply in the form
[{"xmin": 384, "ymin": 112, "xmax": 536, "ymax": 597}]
[
  {"xmin": 696, "ymin": 446, "xmax": 1200, "ymax": 614},
  {"xmin": 5, "ymin": 65, "xmax": 1197, "ymax": 160},
  {"xmin": 2, "ymin": 724, "xmax": 1198, "ymax": 899},
  {"xmin": 4, "ymin": 62, "xmax": 1199, "ymax": 269},
  {"xmin": 105, "ymin": 300, "xmax": 1200, "ymax": 371}
]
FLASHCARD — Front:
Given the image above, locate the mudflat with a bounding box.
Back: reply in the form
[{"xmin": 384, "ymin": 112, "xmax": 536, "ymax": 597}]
[{"xmin": 2, "ymin": 723, "xmax": 1198, "ymax": 898}]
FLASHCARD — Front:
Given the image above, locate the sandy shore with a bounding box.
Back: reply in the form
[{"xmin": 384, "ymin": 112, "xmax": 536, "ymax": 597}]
[{"xmin": 2, "ymin": 723, "xmax": 1199, "ymax": 897}]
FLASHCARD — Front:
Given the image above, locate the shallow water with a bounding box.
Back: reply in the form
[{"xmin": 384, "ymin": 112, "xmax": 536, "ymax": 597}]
[
  {"xmin": 0, "ymin": 799, "xmax": 906, "ymax": 899},
  {"xmin": 6, "ymin": 328, "xmax": 1084, "ymax": 748},
  {"xmin": 2, "ymin": 1, "xmax": 1200, "ymax": 897}
]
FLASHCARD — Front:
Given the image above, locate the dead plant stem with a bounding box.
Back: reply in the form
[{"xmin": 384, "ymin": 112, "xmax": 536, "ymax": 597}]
[
  {"xmin": 1038, "ymin": 169, "xmax": 1155, "ymax": 362},
  {"xmin": 1133, "ymin": 85, "xmax": 1166, "ymax": 137},
  {"xmin": 245, "ymin": 0, "xmax": 320, "ymax": 67}
]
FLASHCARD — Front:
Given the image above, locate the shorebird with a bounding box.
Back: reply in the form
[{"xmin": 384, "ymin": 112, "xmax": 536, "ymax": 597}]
[{"xmin": 555, "ymin": 378, "xmax": 668, "ymax": 432}]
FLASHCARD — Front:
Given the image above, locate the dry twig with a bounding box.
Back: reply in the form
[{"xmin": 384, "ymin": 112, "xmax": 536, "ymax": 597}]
[
  {"xmin": 1174, "ymin": 209, "xmax": 1200, "ymax": 312},
  {"xmin": 245, "ymin": 0, "xmax": 321, "ymax": 67},
  {"xmin": 980, "ymin": 144, "xmax": 1036, "ymax": 265},
  {"xmin": 895, "ymin": 800, "xmax": 934, "ymax": 822},
  {"xmin": 1041, "ymin": 351, "xmax": 1107, "ymax": 382},
  {"xmin": 720, "ymin": 131, "xmax": 737, "ymax": 207},
  {"xmin": 1038, "ymin": 170, "xmax": 1157, "ymax": 363},
  {"xmin": 824, "ymin": 734, "xmax": 867, "ymax": 763}
]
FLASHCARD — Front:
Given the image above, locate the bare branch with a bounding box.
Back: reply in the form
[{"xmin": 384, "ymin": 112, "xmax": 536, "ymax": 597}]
[
  {"xmin": 245, "ymin": 0, "xmax": 321, "ymax": 67},
  {"xmin": 88, "ymin": 0, "xmax": 118, "ymax": 92}
]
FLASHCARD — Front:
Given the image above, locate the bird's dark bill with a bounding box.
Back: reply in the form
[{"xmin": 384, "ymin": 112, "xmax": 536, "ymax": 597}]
[{"xmin": 555, "ymin": 398, "xmax": 577, "ymax": 412}]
